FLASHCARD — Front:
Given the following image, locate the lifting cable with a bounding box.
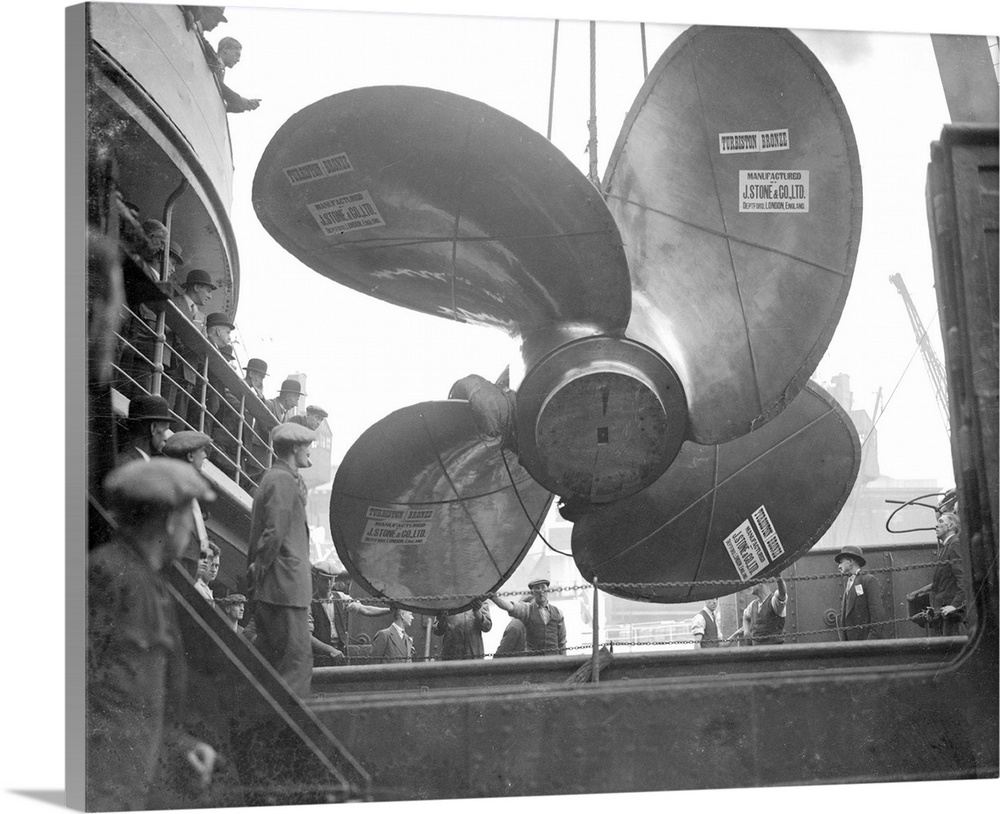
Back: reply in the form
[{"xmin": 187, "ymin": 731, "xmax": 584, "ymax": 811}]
[
  {"xmin": 587, "ymin": 21, "xmax": 599, "ymax": 185},
  {"xmin": 861, "ymin": 308, "xmax": 941, "ymax": 455},
  {"xmin": 546, "ymin": 20, "xmax": 559, "ymax": 140},
  {"xmin": 640, "ymin": 22, "xmax": 648, "ymax": 78}
]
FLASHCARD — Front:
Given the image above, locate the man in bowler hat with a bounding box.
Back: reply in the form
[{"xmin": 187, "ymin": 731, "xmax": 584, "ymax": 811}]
[
  {"xmin": 175, "ymin": 268, "xmax": 217, "ymax": 332},
  {"xmin": 835, "ymin": 545, "xmax": 887, "ymax": 641},
  {"xmin": 242, "ymin": 358, "xmax": 268, "ymax": 400},
  {"xmin": 266, "ymin": 378, "xmax": 305, "ymax": 423},
  {"xmin": 119, "ymin": 394, "xmax": 174, "ymax": 464}
]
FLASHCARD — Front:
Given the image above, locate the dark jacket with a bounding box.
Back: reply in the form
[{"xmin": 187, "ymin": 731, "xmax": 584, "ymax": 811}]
[
  {"xmin": 370, "ymin": 624, "xmax": 413, "ymax": 662},
  {"xmin": 247, "ymin": 460, "xmax": 311, "ymax": 608},
  {"xmin": 434, "ymin": 605, "xmax": 493, "ymax": 660},
  {"xmin": 930, "ymin": 534, "xmax": 967, "ymax": 611},
  {"xmin": 839, "ymin": 570, "xmax": 887, "ymax": 641},
  {"xmin": 87, "ymin": 539, "xmax": 194, "ymax": 811}
]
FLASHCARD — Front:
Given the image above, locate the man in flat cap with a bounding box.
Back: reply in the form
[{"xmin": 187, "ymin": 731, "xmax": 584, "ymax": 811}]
[
  {"xmin": 183, "ymin": 5, "xmax": 228, "ymax": 33},
  {"xmin": 87, "ymin": 460, "xmax": 218, "ymax": 810},
  {"xmin": 309, "ymin": 562, "xmax": 390, "ymax": 664},
  {"xmin": 119, "ymin": 394, "xmax": 173, "ymax": 465},
  {"xmin": 266, "ymin": 378, "xmax": 305, "ymax": 424},
  {"xmin": 490, "ymin": 578, "xmax": 566, "ymax": 655},
  {"xmin": 162, "ymin": 430, "xmax": 213, "ymax": 471},
  {"xmin": 216, "ymin": 594, "xmax": 249, "ymax": 637},
  {"xmin": 303, "ymin": 405, "xmax": 329, "ymax": 431},
  {"xmin": 742, "ymin": 576, "xmax": 788, "ymax": 645},
  {"xmin": 246, "ymin": 422, "xmax": 316, "ymax": 694},
  {"xmin": 835, "ymin": 546, "xmax": 887, "ymax": 641},
  {"xmin": 161, "ymin": 430, "xmax": 214, "ymax": 577}
]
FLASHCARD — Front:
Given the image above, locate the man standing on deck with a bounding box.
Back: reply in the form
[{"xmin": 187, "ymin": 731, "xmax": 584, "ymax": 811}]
[
  {"xmin": 929, "ymin": 512, "xmax": 967, "ymax": 636},
  {"xmin": 309, "ymin": 563, "xmax": 391, "ymax": 664},
  {"xmin": 246, "ymin": 422, "xmax": 316, "ymax": 695},
  {"xmin": 433, "ymin": 599, "xmax": 493, "ymax": 660},
  {"xmin": 370, "ymin": 606, "xmax": 415, "ymax": 663},
  {"xmin": 743, "ymin": 576, "xmax": 788, "ymax": 645},
  {"xmin": 835, "ymin": 545, "xmax": 887, "ymax": 640},
  {"xmin": 691, "ymin": 597, "xmax": 721, "ymax": 648},
  {"xmin": 490, "ymin": 578, "xmax": 567, "ymax": 656}
]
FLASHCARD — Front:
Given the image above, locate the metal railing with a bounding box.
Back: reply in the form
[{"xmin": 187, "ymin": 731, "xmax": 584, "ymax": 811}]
[{"xmin": 112, "ymin": 297, "xmax": 278, "ymax": 491}]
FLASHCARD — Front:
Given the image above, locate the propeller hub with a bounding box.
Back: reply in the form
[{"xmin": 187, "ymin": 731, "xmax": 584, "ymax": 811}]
[{"xmin": 516, "ymin": 337, "xmax": 687, "ymax": 504}]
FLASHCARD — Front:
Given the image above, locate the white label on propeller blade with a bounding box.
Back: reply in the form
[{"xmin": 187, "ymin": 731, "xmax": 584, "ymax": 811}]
[
  {"xmin": 361, "ymin": 506, "xmax": 433, "ymax": 545},
  {"xmin": 723, "ymin": 519, "xmax": 770, "ymax": 580},
  {"xmin": 308, "ymin": 190, "xmax": 386, "ymax": 235},
  {"xmin": 751, "ymin": 505, "xmax": 784, "ymax": 561},
  {"xmin": 719, "ymin": 129, "xmax": 789, "ymax": 154},
  {"xmin": 283, "ymin": 153, "xmax": 354, "ymax": 185},
  {"xmin": 738, "ymin": 170, "xmax": 809, "ymax": 213}
]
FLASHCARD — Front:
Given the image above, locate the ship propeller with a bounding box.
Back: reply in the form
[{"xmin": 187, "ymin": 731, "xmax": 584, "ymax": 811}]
[{"xmin": 253, "ymin": 26, "xmax": 862, "ymax": 607}]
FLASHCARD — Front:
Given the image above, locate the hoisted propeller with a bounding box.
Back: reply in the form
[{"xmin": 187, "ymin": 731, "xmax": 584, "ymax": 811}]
[{"xmin": 253, "ymin": 26, "xmax": 862, "ymax": 608}]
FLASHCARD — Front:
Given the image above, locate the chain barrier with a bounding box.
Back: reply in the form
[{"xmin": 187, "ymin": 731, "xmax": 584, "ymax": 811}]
[
  {"xmin": 312, "ymin": 559, "xmax": 956, "ymax": 663},
  {"xmin": 319, "ymin": 559, "xmax": 954, "ymax": 605},
  {"xmin": 343, "ymin": 613, "xmax": 953, "ymax": 662}
]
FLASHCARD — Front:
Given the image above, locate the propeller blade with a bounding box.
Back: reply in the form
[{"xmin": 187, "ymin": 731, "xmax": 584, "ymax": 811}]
[
  {"xmin": 571, "ymin": 382, "xmax": 860, "ymax": 603},
  {"xmin": 330, "ymin": 401, "xmax": 553, "ymax": 613},
  {"xmin": 253, "ymin": 86, "xmax": 632, "ymax": 341},
  {"xmin": 604, "ymin": 27, "xmax": 862, "ymax": 444}
]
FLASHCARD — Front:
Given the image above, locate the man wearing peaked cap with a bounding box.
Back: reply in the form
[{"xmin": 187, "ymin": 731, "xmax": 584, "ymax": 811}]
[
  {"xmin": 246, "ymin": 422, "xmax": 316, "ymax": 694},
  {"xmin": 88, "ymin": 459, "xmax": 218, "ymax": 809},
  {"xmin": 216, "ymin": 593, "xmax": 249, "ymax": 635},
  {"xmin": 835, "ymin": 545, "xmax": 886, "ymax": 641},
  {"xmin": 309, "ymin": 561, "xmax": 390, "ymax": 663},
  {"xmin": 119, "ymin": 394, "xmax": 174, "ymax": 465},
  {"xmin": 266, "ymin": 378, "xmax": 306, "ymax": 424},
  {"xmin": 304, "ymin": 404, "xmax": 329, "ymax": 431},
  {"xmin": 490, "ymin": 577, "xmax": 566, "ymax": 655},
  {"xmin": 162, "ymin": 431, "xmax": 213, "ymax": 470},
  {"xmin": 161, "ymin": 431, "xmax": 215, "ymax": 576}
]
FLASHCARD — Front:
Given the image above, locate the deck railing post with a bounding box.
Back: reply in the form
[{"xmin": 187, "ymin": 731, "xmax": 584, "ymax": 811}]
[{"xmin": 591, "ymin": 578, "xmax": 600, "ymax": 683}]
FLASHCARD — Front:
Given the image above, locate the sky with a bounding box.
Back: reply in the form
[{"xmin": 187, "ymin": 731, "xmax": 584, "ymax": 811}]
[
  {"xmin": 204, "ymin": 2, "xmax": 991, "ymax": 489},
  {"xmin": 2, "ymin": 3, "xmax": 997, "ymax": 814}
]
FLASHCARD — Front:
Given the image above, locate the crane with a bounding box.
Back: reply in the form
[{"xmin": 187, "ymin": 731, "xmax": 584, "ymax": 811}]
[{"xmin": 889, "ymin": 273, "xmax": 950, "ymax": 438}]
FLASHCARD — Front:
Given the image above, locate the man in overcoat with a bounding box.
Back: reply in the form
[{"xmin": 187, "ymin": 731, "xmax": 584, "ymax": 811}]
[
  {"xmin": 930, "ymin": 512, "xmax": 967, "ymax": 636},
  {"xmin": 246, "ymin": 422, "xmax": 316, "ymax": 695},
  {"xmin": 835, "ymin": 545, "xmax": 887, "ymax": 640},
  {"xmin": 433, "ymin": 599, "xmax": 493, "ymax": 660}
]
